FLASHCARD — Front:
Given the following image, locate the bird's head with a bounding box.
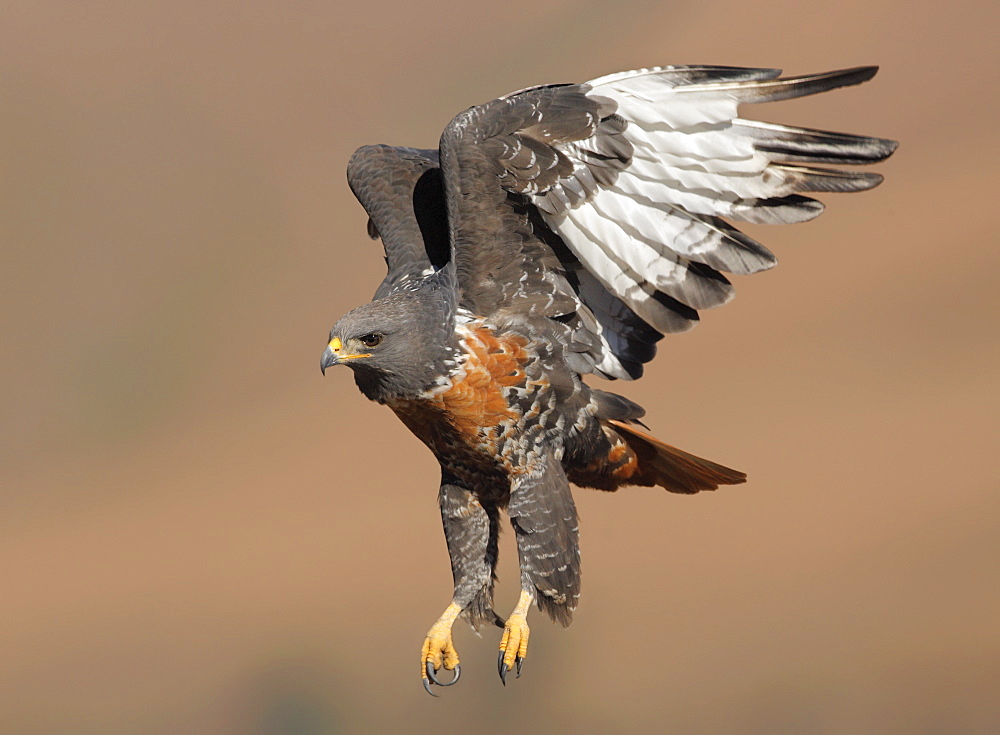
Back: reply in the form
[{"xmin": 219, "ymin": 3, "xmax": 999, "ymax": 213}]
[{"xmin": 321, "ymin": 291, "xmax": 452, "ymax": 403}]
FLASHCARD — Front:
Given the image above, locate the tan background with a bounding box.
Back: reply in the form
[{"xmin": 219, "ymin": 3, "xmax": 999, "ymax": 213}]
[{"xmin": 2, "ymin": 1, "xmax": 998, "ymax": 732}]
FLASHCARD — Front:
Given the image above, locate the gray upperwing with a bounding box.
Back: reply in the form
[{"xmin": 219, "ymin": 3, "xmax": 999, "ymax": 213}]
[
  {"xmin": 347, "ymin": 145, "xmax": 449, "ymax": 300},
  {"xmin": 433, "ymin": 66, "xmax": 896, "ymax": 381},
  {"xmin": 437, "ymin": 84, "xmax": 605, "ymax": 321}
]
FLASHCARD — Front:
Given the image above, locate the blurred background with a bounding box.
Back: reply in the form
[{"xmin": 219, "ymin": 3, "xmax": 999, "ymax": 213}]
[{"xmin": 2, "ymin": 1, "xmax": 998, "ymax": 732}]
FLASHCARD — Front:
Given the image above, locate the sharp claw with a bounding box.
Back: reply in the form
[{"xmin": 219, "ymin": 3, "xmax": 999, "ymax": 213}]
[
  {"xmin": 426, "ymin": 660, "xmax": 442, "ymax": 686},
  {"xmin": 497, "ymin": 650, "xmax": 505, "ymax": 679},
  {"xmin": 422, "ymin": 677, "xmax": 438, "ymax": 697},
  {"xmin": 437, "ymin": 664, "xmax": 460, "ymax": 687},
  {"xmin": 499, "ymin": 661, "xmax": 509, "ymax": 686},
  {"xmin": 425, "ymin": 660, "xmax": 459, "ymax": 692},
  {"xmin": 516, "ymin": 656, "xmax": 523, "ymax": 679}
]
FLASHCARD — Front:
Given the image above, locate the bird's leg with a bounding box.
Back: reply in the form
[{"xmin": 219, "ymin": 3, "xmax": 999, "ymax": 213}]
[
  {"xmin": 498, "ymin": 588, "xmax": 533, "ymax": 684},
  {"xmin": 502, "ymin": 456, "xmax": 581, "ymax": 684},
  {"xmin": 422, "ymin": 474, "xmax": 501, "ymax": 695}
]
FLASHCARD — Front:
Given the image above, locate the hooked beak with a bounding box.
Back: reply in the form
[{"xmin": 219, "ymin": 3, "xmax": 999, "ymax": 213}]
[
  {"xmin": 320, "ymin": 336, "xmax": 371, "ymax": 374},
  {"xmin": 320, "ymin": 344, "xmax": 338, "ymax": 374}
]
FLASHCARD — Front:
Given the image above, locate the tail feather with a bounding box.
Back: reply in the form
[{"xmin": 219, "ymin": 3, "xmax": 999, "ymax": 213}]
[{"xmin": 607, "ymin": 420, "xmax": 746, "ymax": 494}]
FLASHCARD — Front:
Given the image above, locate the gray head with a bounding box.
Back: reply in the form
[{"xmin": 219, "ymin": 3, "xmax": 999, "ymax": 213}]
[{"xmin": 320, "ymin": 290, "xmax": 454, "ymax": 403}]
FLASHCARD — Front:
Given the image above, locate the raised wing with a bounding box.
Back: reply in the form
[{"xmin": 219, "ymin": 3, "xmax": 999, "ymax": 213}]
[
  {"xmin": 434, "ymin": 65, "xmax": 896, "ymax": 378},
  {"xmin": 537, "ymin": 66, "xmax": 897, "ymax": 335},
  {"xmin": 437, "ymin": 85, "xmax": 603, "ymax": 320},
  {"xmin": 438, "ymin": 84, "xmax": 661, "ymax": 377},
  {"xmin": 346, "ymin": 145, "xmax": 449, "ymax": 299}
]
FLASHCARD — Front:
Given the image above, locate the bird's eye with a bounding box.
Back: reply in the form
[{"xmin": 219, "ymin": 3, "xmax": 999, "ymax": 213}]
[{"xmin": 359, "ymin": 333, "xmax": 383, "ymax": 348}]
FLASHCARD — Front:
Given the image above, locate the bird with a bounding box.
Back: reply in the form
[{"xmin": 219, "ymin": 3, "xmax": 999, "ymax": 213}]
[{"xmin": 319, "ymin": 64, "xmax": 896, "ymax": 695}]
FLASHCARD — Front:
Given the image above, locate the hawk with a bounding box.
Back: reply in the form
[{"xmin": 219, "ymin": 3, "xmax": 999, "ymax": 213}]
[{"xmin": 319, "ymin": 65, "xmax": 896, "ymax": 695}]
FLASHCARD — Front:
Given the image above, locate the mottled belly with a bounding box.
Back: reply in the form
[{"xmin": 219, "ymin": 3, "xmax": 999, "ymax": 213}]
[{"xmin": 390, "ymin": 401, "xmax": 510, "ymax": 490}]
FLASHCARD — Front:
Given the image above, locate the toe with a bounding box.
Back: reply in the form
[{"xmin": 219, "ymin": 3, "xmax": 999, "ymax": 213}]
[
  {"xmin": 498, "ymin": 615, "xmax": 530, "ymax": 683},
  {"xmin": 421, "ymin": 623, "xmax": 461, "ymax": 695}
]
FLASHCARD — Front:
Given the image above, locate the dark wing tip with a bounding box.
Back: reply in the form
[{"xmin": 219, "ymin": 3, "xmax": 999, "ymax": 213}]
[
  {"xmin": 731, "ymin": 65, "xmax": 885, "ymax": 105},
  {"xmin": 880, "ymin": 137, "xmax": 900, "ymax": 158},
  {"xmin": 845, "ymin": 65, "xmax": 879, "ymax": 83}
]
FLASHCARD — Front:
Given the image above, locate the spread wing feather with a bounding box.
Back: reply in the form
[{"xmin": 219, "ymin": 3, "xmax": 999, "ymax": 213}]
[
  {"xmin": 436, "ymin": 65, "xmax": 895, "ymax": 377},
  {"xmin": 347, "ymin": 65, "xmax": 896, "ymax": 379},
  {"xmin": 346, "ymin": 145, "xmax": 448, "ymax": 299}
]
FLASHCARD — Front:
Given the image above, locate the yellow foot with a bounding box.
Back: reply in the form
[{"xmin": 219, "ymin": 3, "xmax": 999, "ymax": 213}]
[
  {"xmin": 421, "ymin": 602, "xmax": 462, "ymax": 696},
  {"xmin": 498, "ymin": 590, "xmax": 533, "ymax": 685}
]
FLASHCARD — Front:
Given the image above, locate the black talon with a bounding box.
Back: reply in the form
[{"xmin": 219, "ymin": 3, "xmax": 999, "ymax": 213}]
[
  {"xmin": 498, "ymin": 651, "xmax": 504, "ymax": 678},
  {"xmin": 422, "ymin": 677, "xmax": 438, "ymax": 697},
  {"xmin": 425, "ymin": 661, "xmax": 459, "ymax": 692},
  {"xmin": 515, "ymin": 656, "xmax": 523, "ymax": 679},
  {"xmin": 499, "ymin": 660, "xmax": 509, "ymax": 686},
  {"xmin": 437, "ymin": 664, "xmax": 460, "ymax": 687},
  {"xmin": 426, "ymin": 661, "xmax": 442, "ymax": 686}
]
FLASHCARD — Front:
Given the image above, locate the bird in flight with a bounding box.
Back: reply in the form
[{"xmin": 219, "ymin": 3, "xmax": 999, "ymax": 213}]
[{"xmin": 319, "ymin": 65, "xmax": 896, "ymax": 695}]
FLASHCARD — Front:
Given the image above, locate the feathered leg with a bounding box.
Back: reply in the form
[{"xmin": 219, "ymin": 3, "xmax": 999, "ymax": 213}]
[
  {"xmin": 502, "ymin": 455, "xmax": 581, "ymax": 683},
  {"xmin": 421, "ymin": 472, "xmax": 501, "ymax": 695}
]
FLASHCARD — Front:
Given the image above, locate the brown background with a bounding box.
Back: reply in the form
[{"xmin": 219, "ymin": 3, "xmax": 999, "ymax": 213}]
[{"xmin": 2, "ymin": 1, "xmax": 998, "ymax": 732}]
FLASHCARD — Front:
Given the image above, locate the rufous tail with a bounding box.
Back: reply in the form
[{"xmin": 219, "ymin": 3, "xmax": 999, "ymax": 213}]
[
  {"xmin": 569, "ymin": 419, "xmax": 746, "ymax": 494},
  {"xmin": 608, "ymin": 420, "xmax": 746, "ymax": 494}
]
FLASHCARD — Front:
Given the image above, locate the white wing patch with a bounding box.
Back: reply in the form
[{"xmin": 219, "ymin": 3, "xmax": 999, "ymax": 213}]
[{"xmin": 532, "ymin": 66, "xmax": 894, "ymax": 351}]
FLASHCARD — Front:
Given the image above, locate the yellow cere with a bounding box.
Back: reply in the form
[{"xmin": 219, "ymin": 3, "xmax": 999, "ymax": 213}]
[{"xmin": 326, "ymin": 335, "xmax": 370, "ymax": 360}]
